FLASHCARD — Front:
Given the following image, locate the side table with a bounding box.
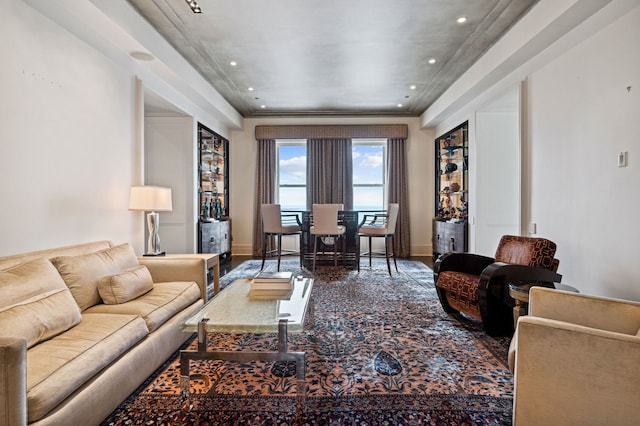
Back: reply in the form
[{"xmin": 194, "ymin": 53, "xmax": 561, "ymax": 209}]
[{"xmin": 508, "ymin": 282, "xmax": 578, "ymax": 328}]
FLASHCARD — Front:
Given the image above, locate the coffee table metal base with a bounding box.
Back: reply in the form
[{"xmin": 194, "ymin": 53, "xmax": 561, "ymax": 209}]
[{"xmin": 180, "ymin": 318, "xmax": 306, "ymax": 414}]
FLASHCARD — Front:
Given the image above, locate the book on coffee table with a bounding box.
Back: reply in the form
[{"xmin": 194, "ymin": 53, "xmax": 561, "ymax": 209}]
[
  {"xmin": 252, "ymin": 271, "xmax": 293, "ymax": 283},
  {"xmin": 249, "ymin": 287, "xmax": 294, "ymax": 299}
]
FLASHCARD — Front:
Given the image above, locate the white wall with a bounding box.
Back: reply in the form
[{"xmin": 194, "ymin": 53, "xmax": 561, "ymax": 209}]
[
  {"xmin": 229, "ymin": 117, "xmax": 434, "ymax": 256},
  {"xmin": 526, "ymin": 6, "xmax": 640, "ymax": 300},
  {"xmin": 0, "ymin": 0, "xmax": 137, "ymax": 255},
  {"xmin": 426, "ymin": 2, "xmax": 640, "ymax": 300},
  {"xmin": 475, "ymin": 109, "xmax": 520, "ymax": 256},
  {"xmin": 144, "ymin": 117, "xmax": 197, "ymax": 254},
  {"xmin": 0, "ymin": 0, "xmax": 238, "ymax": 256}
]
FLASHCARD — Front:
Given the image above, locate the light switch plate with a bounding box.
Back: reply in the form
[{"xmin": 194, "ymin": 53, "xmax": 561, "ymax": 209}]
[{"xmin": 618, "ymin": 151, "xmax": 628, "ymax": 167}]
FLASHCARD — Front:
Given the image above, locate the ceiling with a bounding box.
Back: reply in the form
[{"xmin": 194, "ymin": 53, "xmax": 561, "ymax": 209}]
[{"xmin": 126, "ymin": 0, "xmax": 539, "ymax": 118}]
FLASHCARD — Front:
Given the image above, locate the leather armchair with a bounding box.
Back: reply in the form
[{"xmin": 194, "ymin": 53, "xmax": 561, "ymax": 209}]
[
  {"xmin": 434, "ymin": 235, "xmax": 561, "ymax": 336},
  {"xmin": 509, "ymin": 287, "xmax": 640, "ymax": 425}
]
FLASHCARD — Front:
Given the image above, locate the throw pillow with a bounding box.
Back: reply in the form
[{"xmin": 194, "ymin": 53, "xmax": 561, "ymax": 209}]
[
  {"xmin": 98, "ymin": 265, "xmax": 154, "ymax": 304},
  {"xmin": 0, "ymin": 258, "xmax": 82, "ymax": 348},
  {"xmin": 51, "ymin": 243, "xmax": 139, "ymax": 310}
]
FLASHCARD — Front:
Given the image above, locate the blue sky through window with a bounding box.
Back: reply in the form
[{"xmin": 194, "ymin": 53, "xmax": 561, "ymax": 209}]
[{"xmin": 277, "ymin": 140, "xmax": 385, "ymax": 210}]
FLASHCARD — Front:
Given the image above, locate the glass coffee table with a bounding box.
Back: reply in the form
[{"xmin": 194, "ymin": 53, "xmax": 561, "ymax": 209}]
[{"xmin": 180, "ymin": 276, "xmax": 314, "ymax": 412}]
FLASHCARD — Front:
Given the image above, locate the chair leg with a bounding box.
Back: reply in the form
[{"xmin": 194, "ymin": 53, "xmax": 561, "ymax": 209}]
[
  {"xmin": 333, "ymin": 235, "xmax": 337, "ymax": 267},
  {"xmin": 341, "ymin": 234, "xmax": 346, "ymax": 267},
  {"xmin": 368, "ymin": 236, "xmax": 373, "ymax": 267},
  {"xmin": 261, "ymin": 233, "xmax": 267, "ymax": 270},
  {"xmin": 298, "ymin": 232, "xmax": 303, "ymax": 267},
  {"xmin": 356, "ymin": 234, "xmax": 360, "ymax": 272},
  {"xmin": 384, "ymin": 236, "xmax": 392, "ymax": 276},
  {"xmin": 276, "ymin": 234, "xmax": 282, "ymax": 271},
  {"xmin": 312, "ymin": 235, "xmax": 318, "ymax": 273},
  {"xmin": 391, "ymin": 235, "xmax": 398, "ymax": 272}
]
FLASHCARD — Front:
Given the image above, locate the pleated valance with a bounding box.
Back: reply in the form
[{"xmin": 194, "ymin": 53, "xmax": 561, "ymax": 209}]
[{"xmin": 255, "ymin": 124, "xmax": 408, "ymax": 140}]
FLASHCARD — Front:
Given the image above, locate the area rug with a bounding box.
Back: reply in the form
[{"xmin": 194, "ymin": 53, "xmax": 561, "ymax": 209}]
[{"xmin": 102, "ymin": 259, "xmax": 513, "ymax": 425}]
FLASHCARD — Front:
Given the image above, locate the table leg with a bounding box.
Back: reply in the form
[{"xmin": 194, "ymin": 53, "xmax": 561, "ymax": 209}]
[
  {"xmin": 180, "ymin": 319, "xmax": 307, "ymax": 414},
  {"xmin": 212, "ymin": 260, "xmax": 220, "ymax": 295},
  {"xmin": 513, "ymin": 300, "xmax": 526, "ymax": 328}
]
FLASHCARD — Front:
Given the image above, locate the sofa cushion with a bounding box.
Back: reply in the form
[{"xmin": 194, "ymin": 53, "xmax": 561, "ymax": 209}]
[
  {"xmin": 437, "ymin": 270, "xmax": 482, "ymax": 321},
  {"xmin": 98, "ymin": 265, "xmax": 154, "ymax": 305},
  {"xmin": 0, "ymin": 258, "xmax": 82, "ymax": 349},
  {"xmin": 26, "ymin": 312, "xmax": 148, "ymax": 423},
  {"xmin": 51, "ymin": 243, "xmax": 139, "ymax": 310},
  {"xmin": 86, "ymin": 281, "xmax": 200, "ymax": 332}
]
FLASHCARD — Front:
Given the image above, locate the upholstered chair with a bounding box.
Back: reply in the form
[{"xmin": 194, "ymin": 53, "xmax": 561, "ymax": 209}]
[
  {"xmin": 260, "ymin": 204, "xmax": 301, "ymax": 271},
  {"xmin": 356, "ymin": 203, "xmax": 399, "ymax": 275},
  {"xmin": 310, "ymin": 204, "xmax": 346, "ymax": 272},
  {"xmin": 434, "ymin": 235, "xmax": 561, "ymax": 336},
  {"xmin": 509, "ymin": 287, "xmax": 640, "ymax": 425}
]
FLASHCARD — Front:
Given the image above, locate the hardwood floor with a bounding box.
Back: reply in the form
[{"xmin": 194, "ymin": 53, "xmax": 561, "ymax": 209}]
[{"xmin": 220, "ymin": 254, "xmax": 435, "ymax": 277}]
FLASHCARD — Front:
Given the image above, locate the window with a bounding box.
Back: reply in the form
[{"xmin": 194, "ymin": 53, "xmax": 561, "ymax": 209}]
[
  {"xmin": 276, "ymin": 139, "xmax": 306, "ymax": 210},
  {"xmin": 352, "ymin": 139, "xmax": 386, "ymax": 211},
  {"xmin": 276, "ymin": 138, "xmax": 387, "ymax": 211}
]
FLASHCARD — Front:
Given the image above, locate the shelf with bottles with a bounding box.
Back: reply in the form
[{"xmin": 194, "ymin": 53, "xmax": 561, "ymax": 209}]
[
  {"xmin": 197, "ymin": 123, "xmax": 229, "ymax": 221},
  {"xmin": 199, "ymin": 193, "xmax": 226, "ymax": 222}
]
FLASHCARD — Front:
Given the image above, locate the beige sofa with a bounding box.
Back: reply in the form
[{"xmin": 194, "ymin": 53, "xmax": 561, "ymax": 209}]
[
  {"xmin": 509, "ymin": 287, "xmax": 640, "ymax": 425},
  {"xmin": 0, "ymin": 241, "xmax": 206, "ymax": 426}
]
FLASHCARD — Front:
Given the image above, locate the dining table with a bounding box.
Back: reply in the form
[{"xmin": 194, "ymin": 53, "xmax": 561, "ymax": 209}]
[{"xmin": 283, "ymin": 209, "xmax": 385, "ymax": 269}]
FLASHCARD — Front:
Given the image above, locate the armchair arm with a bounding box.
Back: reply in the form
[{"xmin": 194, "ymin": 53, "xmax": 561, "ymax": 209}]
[
  {"xmin": 479, "ymin": 262, "xmax": 562, "ymax": 286},
  {"xmin": 280, "ymin": 213, "xmax": 302, "ymax": 227},
  {"xmin": 358, "ymin": 212, "xmax": 387, "ymax": 227},
  {"xmin": 138, "ymin": 258, "xmax": 207, "ymax": 301},
  {"xmin": 477, "ymin": 262, "xmax": 561, "ymax": 306},
  {"xmin": 0, "ymin": 337, "xmax": 27, "ymax": 426},
  {"xmin": 529, "ymin": 287, "xmax": 640, "ymax": 335},
  {"xmin": 513, "ymin": 316, "xmax": 640, "ymax": 425},
  {"xmin": 434, "ymin": 252, "xmax": 495, "ymax": 278}
]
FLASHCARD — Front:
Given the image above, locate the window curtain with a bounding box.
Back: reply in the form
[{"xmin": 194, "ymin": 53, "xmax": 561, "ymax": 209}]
[
  {"xmin": 387, "ymin": 138, "xmax": 411, "ymax": 257},
  {"xmin": 253, "ymin": 138, "xmax": 276, "ymax": 257},
  {"xmin": 306, "ymin": 138, "xmax": 353, "ymax": 210}
]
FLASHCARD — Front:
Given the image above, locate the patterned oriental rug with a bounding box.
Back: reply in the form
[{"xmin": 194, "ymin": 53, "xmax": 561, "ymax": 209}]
[{"xmin": 102, "ymin": 259, "xmax": 514, "ymax": 425}]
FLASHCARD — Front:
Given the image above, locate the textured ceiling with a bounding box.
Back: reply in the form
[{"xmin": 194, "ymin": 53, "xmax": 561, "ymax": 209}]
[{"xmin": 126, "ymin": 0, "xmax": 538, "ymax": 117}]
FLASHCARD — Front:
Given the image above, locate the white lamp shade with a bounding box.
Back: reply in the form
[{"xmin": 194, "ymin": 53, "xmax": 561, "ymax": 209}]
[{"xmin": 129, "ymin": 186, "xmax": 173, "ymax": 211}]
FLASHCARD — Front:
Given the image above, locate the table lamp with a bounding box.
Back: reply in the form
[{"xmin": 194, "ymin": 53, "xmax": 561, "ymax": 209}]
[{"xmin": 129, "ymin": 185, "xmax": 173, "ymax": 256}]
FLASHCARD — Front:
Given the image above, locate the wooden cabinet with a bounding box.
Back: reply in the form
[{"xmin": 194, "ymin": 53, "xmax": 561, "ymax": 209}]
[
  {"xmin": 433, "ymin": 122, "xmax": 468, "ymax": 259},
  {"xmin": 199, "ymin": 220, "xmax": 231, "ymax": 262},
  {"xmin": 432, "ymin": 220, "xmax": 467, "ymax": 259}
]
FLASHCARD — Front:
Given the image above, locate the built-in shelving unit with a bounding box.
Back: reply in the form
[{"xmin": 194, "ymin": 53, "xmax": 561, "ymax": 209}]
[
  {"xmin": 198, "ymin": 123, "xmax": 231, "ymax": 262},
  {"xmin": 433, "ymin": 121, "xmax": 468, "ymax": 259}
]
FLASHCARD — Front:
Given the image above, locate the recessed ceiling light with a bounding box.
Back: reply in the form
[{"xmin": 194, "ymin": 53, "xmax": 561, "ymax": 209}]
[
  {"xmin": 230, "ymin": 61, "xmax": 237, "ymax": 66},
  {"xmin": 185, "ymin": 0, "xmax": 202, "ymax": 13},
  {"xmin": 248, "ymin": 87, "xmax": 254, "ymax": 91},
  {"xmin": 129, "ymin": 51, "xmax": 154, "ymax": 61},
  {"xmin": 428, "ymin": 58, "xmax": 436, "ymax": 64},
  {"xmin": 397, "ymin": 104, "xmax": 403, "ymax": 108},
  {"xmin": 410, "ymin": 85, "xmax": 416, "ymax": 90},
  {"xmin": 260, "ymin": 105, "xmax": 266, "ymax": 109},
  {"xmin": 457, "ymin": 16, "xmax": 467, "ymax": 24}
]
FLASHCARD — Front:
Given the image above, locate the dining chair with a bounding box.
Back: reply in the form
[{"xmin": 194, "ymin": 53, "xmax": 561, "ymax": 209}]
[
  {"xmin": 356, "ymin": 203, "xmax": 399, "ymax": 275},
  {"xmin": 260, "ymin": 204, "xmax": 301, "ymax": 271},
  {"xmin": 310, "ymin": 204, "xmax": 346, "ymax": 273}
]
